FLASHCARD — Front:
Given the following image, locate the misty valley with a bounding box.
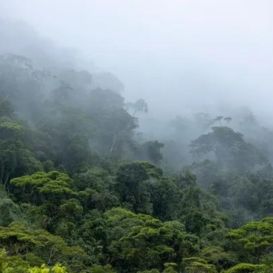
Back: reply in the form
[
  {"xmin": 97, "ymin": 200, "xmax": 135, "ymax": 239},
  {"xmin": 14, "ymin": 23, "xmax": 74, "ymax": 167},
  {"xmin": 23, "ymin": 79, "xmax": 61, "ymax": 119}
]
[{"xmin": 1, "ymin": 8, "xmax": 273, "ymax": 273}]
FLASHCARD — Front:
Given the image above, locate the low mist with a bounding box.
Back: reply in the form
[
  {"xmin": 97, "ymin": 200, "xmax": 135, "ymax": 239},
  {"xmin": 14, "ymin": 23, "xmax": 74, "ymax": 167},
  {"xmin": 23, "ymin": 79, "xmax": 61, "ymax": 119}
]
[{"xmin": 1, "ymin": 0, "xmax": 273, "ymax": 118}]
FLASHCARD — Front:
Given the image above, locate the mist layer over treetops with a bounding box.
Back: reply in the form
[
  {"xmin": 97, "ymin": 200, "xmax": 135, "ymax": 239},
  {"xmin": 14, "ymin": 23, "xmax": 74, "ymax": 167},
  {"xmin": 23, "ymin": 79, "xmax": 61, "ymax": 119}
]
[{"xmin": 1, "ymin": 1, "xmax": 273, "ymax": 273}]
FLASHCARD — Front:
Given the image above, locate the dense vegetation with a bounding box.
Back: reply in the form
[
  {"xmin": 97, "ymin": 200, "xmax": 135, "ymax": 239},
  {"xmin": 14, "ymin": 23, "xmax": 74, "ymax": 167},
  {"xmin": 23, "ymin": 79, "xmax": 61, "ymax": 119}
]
[{"xmin": 1, "ymin": 54, "xmax": 273, "ymax": 273}]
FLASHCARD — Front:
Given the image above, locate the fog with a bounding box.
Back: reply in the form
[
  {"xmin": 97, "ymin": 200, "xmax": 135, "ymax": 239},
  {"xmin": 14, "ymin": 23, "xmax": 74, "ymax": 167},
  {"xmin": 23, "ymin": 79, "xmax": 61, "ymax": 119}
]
[
  {"xmin": 2, "ymin": 0, "xmax": 273, "ymax": 171},
  {"xmin": 3, "ymin": 3, "xmax": 273, "ymax": 262},
  {"xmin": 1, "ymin": 0, "xmax": 273, "ymax": 119}
]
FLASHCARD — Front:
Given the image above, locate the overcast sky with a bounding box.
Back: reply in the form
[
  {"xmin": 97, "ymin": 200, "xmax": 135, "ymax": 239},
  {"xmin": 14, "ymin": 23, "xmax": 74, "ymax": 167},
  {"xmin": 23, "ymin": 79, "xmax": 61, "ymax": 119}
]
[{"xmin": 1, "ymin": 0, "xmax": 273, "ymax": 117}]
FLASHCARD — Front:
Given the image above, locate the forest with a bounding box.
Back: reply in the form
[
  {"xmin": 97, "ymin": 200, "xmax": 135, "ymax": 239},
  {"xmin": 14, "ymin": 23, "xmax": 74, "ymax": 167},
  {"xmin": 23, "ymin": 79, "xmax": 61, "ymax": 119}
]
[
  {"xmin": 1, "ymin": 2, "xmax": 273, "ymax": 272},
  {"xmin": 1, "ymin": 51, "xmax": 273, "ymax": 273}
]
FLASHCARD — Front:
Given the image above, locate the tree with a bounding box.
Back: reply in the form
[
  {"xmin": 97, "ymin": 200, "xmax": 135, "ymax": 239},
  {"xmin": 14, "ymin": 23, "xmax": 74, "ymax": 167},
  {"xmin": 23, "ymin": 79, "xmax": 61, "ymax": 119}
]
[
  {"xmin": 0, "ymin": 248, "xmax": 69, "ymax": 273},
  {"xmin": 191, "ymin": 127, "xmax": 267, "ymax": 172},
  {"xmin": 0, "ymin": 98, "xmax": 14, "ymax": 118},
  {"xmin": 115, "ymin": 161, "xmax": 162, "ymax": 214},
  {"xmin": 89, "ymin": 264, "xmax": 116, "ymax": 273},
  {"xmin": 225, "ymin": 263, "xmax": 266, "ymax": 273},
  {"xmin": 0, "ymin": 107, "xmax": 41, "ymax": 188},
  {"xmin": 126, "ymin": 99, "xmax": 148, "ymax": 115},
  {"xmin": 10, "ymin": 171, "xmax": 80, "ymax": 234},
  {"xmin": 0, "ymin": 192, "xmax": 21, "ymax": 226},
  {"xmin": 0, "ymin": 223, "xmax": 88, "ymax": 270},
  {"xmin": 176, "ymin": 172, "xmax": 226, "ymax": 239},
  {"xmin": 183, "ymin": 257, "xmax": 217, "ymax": 273},
  {"xmin": 10, "ymin": 171, "xmax": 76, "ymax": 205},
  {"xmin": 141, "ymin": 141, "xmax": 164, "ymax": 165},
  {"xmin": 0, "ymin": 248, "xmax": 30, "ymax": 273},
  {"xmin": 200, "ymin": 246, "xmax": 235, "ymax": 271},
  {"xmin": 228, "ymin": 217, "xmax": 273, "ymax": 263},
  {"xmin": 29, "ymin": 264, "xmax": 68, "ymax": 273},
  {"xmin": 103, "ymin": 208, "xmax": 199, "ymax": 273}
]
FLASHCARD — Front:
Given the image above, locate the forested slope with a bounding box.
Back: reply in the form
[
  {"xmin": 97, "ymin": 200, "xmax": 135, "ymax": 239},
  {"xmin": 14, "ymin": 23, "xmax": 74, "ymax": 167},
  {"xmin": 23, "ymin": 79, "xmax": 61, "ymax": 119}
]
[{"xmin": 1, "ymin": 54, "xmax": 273, "ymax": 273}]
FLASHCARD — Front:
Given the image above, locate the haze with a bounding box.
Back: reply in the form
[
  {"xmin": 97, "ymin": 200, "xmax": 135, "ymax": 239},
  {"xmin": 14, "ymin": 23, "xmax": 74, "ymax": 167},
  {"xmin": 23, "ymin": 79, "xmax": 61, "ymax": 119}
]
[{"xmin": 1, "ymin": 0, "xmax": 273, "ymax": 118}]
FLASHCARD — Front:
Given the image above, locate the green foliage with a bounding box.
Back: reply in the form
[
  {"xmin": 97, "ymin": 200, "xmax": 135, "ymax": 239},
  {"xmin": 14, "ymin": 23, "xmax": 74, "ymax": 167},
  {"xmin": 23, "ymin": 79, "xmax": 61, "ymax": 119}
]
[
  {"xmin": 0, "ymin": 222, "xmax": 88, "ymax": 272},
  {"xmin": 0, "ymin": 248, "xmax": 69, "ymax": 273},
  {"xmin": 0, "ymin": 114, "xmax": 42, "ymax": 188},
  {"xmin": 191, "ymin": 127, "xmax": 267, "ymax": 172},
  {"xmin": 137, "ymin": 270, "xmax": 160, "ymax": 273},
  {"xmin": 225, "ymin": 263, "xmax": 266, "ymax": 273},
  {"xmin": 10, "ymin": 171, "xmax": 76, "ymax": 205},
  {"xmin": 0, "ymin": 98, "xmax": 14, "ymax": 118},
  {"xmin": 102, "ymin": 208, "xmax": 199, "ymax": 273},
  {"xmin": 0, "ymin": 195, "xmax": 21, "ymax": 226},
  {"xmin": 2, "ymin": 53, "xmax": 273, "ymax": 273},
  {"xmin": 140, "ymin": 141, "xmax": 164, "ymax": 165},
  {"xmin": 89, "ymin": 264, "xmax": 116, "ymax": 273},
  {"xmin": 0, "ymin": 248, "xmax": 30, "ymax": 273},
  {"xmin": 76, "ymin": 167, "xmax": 119, "ymax": 211},
  {"xmin": 29, "ymin": 264, "xmax": 68, "ymax": 273},
  {"xmin": 37, "ymin": 106, "xmax": 94, "ymax": 173},
  {"xmin": 183, "ymin": 257, "xmax": 217, "ymax": 273},
  {"xmin": 228, "ymin": 217, "xmax": 273, "ymax": 262},
  {"xmin": 115, "ymin": 161, "xmax": 161, "ymax": 213},
  {"xmin": 0, "ymin": 222, "xmax": 85, "ymax": 260},
  {"xmin": 175, "ymin": 172, "xmax": 227, "ymax": 239},
  {"xmin": 200, "ymin": 246, "xmax": 236, "ymax": 270}
]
